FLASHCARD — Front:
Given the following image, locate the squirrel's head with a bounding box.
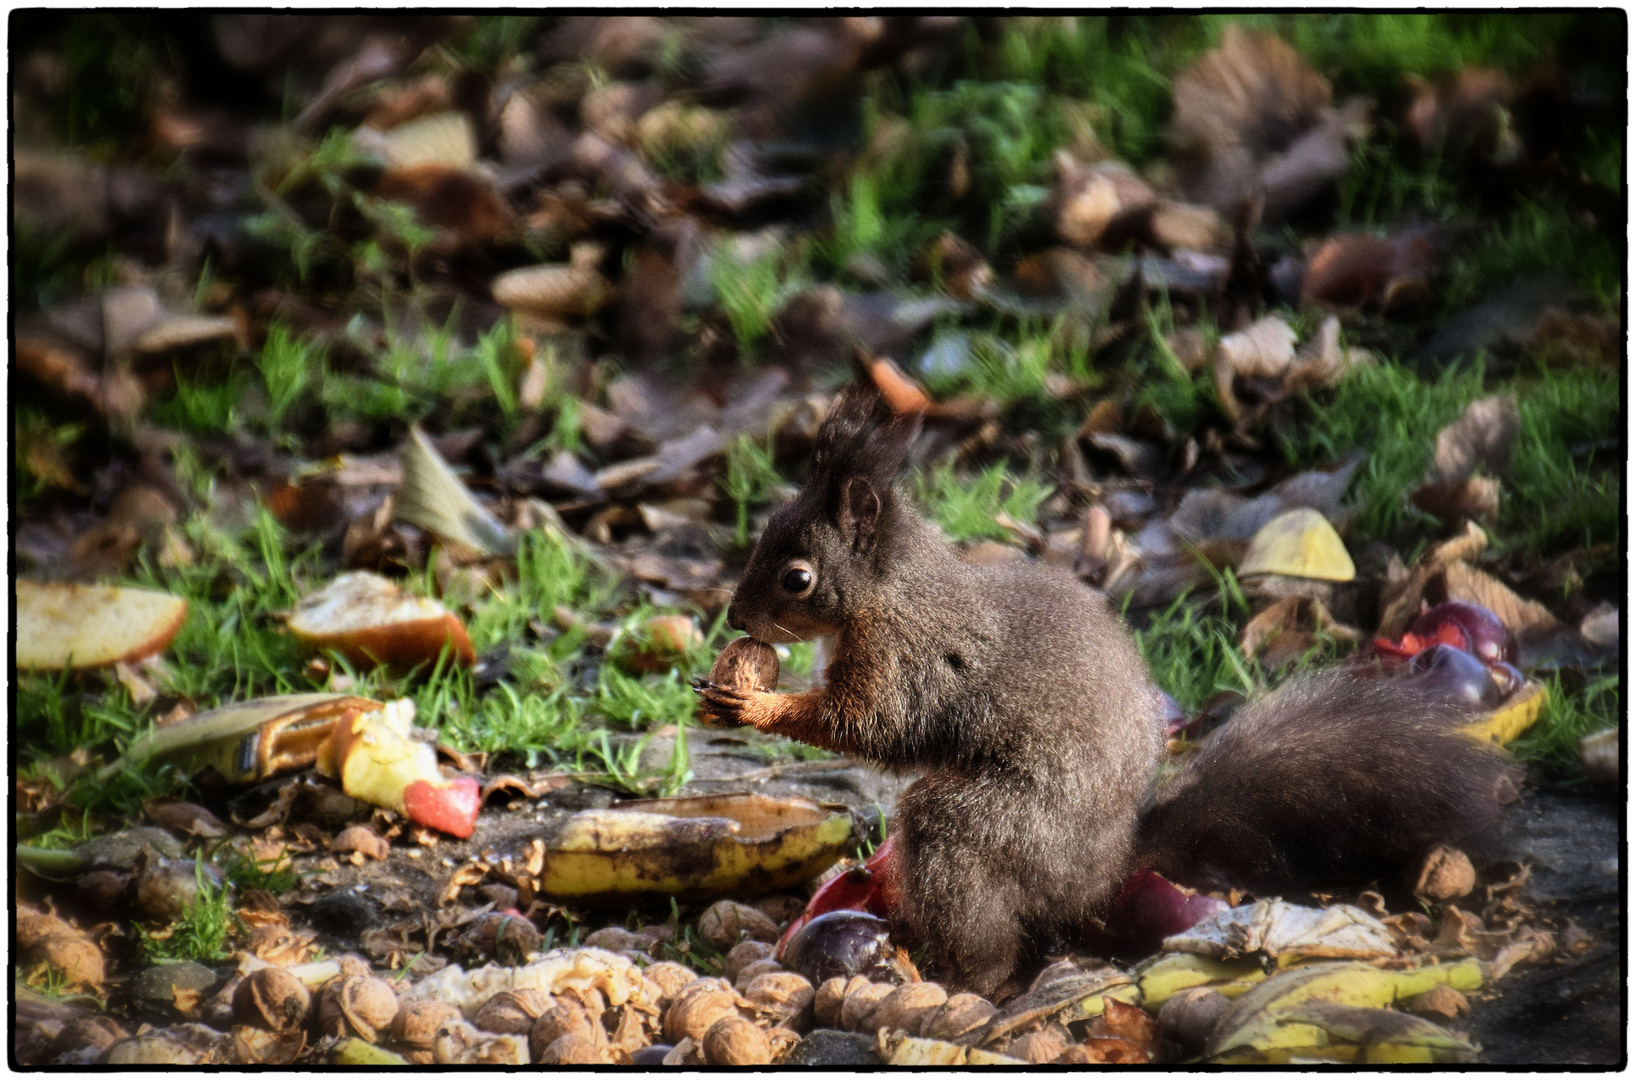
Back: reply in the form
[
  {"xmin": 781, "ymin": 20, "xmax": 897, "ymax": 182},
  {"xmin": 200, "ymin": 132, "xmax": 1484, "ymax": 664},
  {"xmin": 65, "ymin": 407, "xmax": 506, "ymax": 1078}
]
[{"xmin": 727, "ymin": 384, "xmax": 922, "ymax": 643}]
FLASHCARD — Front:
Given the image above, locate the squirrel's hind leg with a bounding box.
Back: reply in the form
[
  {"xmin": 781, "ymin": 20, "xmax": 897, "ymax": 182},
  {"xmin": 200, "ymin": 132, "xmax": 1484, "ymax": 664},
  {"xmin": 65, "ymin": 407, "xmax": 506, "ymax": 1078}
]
[{"xmin": 896, "ymin": 781, "xmax": 1036, "ymax": 997}]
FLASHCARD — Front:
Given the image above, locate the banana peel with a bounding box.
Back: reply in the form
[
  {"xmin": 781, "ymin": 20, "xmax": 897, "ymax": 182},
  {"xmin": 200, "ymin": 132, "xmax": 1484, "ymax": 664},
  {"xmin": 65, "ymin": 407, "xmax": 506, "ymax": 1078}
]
[
  {"xmin": 98, "ymin": 693, "xmax": 385, "ymax": 784},
  {"xmin": 883, "ymin": 1034, "xmax": 1024, "ymax": 1065},
  {"xmin": 534, "ymin": 794, "xmax": 851, "ymax": 901},
  {"xmin": 1205, "ymin": 958, "xmax": 1484, "ymax": 1059},
  {"xmin": 1464, "ymin": 680, "xmax": 1547, "ymax": 745},
  {"xmin": 1136, "ymin": 952, "xmax": 1271, "ymax": 1010},
  {"xmin": 331, "ymin": 1038, "xmax": 409, "ymax": 1065}
]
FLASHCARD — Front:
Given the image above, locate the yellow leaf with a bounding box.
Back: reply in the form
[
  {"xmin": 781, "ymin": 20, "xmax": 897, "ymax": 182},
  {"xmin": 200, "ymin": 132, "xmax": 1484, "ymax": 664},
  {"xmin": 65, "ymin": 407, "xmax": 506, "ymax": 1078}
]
[{"xmin": 1239, "ymin": 508, "xmax": 1356, "ymax": 581}]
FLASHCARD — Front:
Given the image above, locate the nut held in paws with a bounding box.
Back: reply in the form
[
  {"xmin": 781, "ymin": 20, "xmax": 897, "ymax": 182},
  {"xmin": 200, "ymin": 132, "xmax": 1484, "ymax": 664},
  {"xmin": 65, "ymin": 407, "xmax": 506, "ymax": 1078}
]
[{"xmin": 712, "ymin": 637, "xmax": 779, "ymax": 692}]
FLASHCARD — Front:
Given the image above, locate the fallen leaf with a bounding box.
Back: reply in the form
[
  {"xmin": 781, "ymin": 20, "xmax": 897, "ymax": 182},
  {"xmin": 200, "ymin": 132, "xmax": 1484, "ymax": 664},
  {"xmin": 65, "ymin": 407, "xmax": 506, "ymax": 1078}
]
[
  {"xmin": 1301, "ymin": 231, "xmax": 1437, "ymax": 310},
  {"xmin": 1238, "ymin": 508, "xmax": 1355, "ymax": 581},
  {"xmin": 1429, "ymin": 395, "xmax": 1521, "ymax": 483}
]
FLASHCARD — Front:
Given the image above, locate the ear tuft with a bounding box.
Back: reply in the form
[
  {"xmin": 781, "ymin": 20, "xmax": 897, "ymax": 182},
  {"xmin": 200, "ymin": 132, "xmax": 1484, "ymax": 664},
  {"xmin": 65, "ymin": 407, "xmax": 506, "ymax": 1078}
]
[{"xmin": 837, "ymin": 475, "xmax": 884, "ymax": 549}]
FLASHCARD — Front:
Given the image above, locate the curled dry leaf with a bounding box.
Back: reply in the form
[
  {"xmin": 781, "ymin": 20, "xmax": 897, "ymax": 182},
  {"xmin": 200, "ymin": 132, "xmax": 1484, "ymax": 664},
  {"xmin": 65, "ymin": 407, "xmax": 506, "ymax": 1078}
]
[
  {"xmin": 1164, "ymin": 900, "xmax": 1398, "ymax": 962},
  {"xmin": 1429, "ymin": 395, "xmax": 1521, "ymax": 484},
  {"xmin": 1301, "ymin": 231, "xmax": 1436, "ymax": 310},
  {"xmin": 1169, "ymin": 26, "xmax": 1368, "ymax": 222},
  {"xmin": 330, "ymin": 824, "xmax": 391, "ymax": 862},
  {"xmin": 16, "ymin": 581, "xmax": 187, "ymax": 670}
]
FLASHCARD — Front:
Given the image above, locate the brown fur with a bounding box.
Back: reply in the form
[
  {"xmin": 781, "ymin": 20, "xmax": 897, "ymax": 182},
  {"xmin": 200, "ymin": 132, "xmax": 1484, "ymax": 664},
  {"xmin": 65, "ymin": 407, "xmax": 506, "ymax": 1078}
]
[{"xmin": 701, "ymin": 385, "xmax": 1514, "ymax": 995}]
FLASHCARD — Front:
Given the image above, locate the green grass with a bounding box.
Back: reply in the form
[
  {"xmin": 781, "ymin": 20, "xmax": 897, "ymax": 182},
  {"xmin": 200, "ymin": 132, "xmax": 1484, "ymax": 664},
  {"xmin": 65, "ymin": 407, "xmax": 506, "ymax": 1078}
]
[
  {"xmin": 1131, "ymin": 585, "xmax": 1260, "ymax": 713},
  {"xmin": 709, "ymin": 236, "xmax": 806, "ymax": 358},
  {"xmin": 1281, "ymin": 357, "xmax": 1619, "ymax": 553},
  {"xmin": 723, "ymin": 434, "xmax": 784, "ymax": 546},
  {"xmin": 1510, "ymin": 672, "xmax": 1621, "ymax": 780},
  {"xmin": 256, "ymin": 322, "xmax": 323, "ymax": 429},
  {"xmin": 919, "ymin": 461, "xmax": 1054, "ymax": 543},
  {"xmin": 136, "ymin": 856, "xmax": 239, "ymax": 963}
]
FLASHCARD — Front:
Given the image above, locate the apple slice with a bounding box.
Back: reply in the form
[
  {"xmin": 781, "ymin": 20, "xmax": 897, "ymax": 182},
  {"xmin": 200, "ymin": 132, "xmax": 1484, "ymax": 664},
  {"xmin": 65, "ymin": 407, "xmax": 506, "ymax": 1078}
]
[
  {"xmin": 288, "ymin": 571, "xmax": 474, "ymax": 671},
  {"xmin": 16, "ymin": 581, "xmax": 187, "ymax": 670}
]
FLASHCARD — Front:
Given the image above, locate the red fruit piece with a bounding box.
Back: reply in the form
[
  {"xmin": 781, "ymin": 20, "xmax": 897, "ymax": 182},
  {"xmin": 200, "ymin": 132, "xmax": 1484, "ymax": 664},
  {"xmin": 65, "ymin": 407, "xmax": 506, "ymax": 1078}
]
[
  {"xmin": 778, "ymin": 834, "xmax": 901, "ymax": 959},
  {"xmin": 1079, "ymin": 867, "xmax": 1228, "ymax": 959},
  {"xmin": 402, "ymin": 776, "xmax": 481, "ymax": 838}
]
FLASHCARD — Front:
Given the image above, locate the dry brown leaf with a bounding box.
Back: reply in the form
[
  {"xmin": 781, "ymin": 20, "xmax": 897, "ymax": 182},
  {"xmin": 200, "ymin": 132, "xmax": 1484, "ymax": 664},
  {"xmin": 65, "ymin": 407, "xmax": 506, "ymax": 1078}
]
[
  {"xmin": 1411, "ymin": 475, "xmax": 1501, "ymax": 523},
  {"xmin": 1430, "ymin": 395, "xmax": 1521, "ymax": 483},
  {"xmin": 1301, "ymin": 231, "xmax": 1436, "ymax": 309},
  {"xmin": 1404, "ymin": 67, "xmax": 1516, "ymax": 154},
  {"xmin": 1433, "ymin": 561, "xmax": 1562, "ymax": 641},
  {"xmin": 1169, "ymin": 26, "xmax": 1367, "ymax": 221},
  {"xmin": 1375, "ymin": 521, "xmax": 1488, "ymax": 637}
]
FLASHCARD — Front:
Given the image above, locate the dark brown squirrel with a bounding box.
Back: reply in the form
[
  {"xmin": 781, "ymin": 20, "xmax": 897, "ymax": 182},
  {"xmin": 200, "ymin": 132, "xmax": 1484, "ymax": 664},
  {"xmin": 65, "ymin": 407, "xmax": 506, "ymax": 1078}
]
[{"xmin": 696, "ymin": 385, "xmax": 1516, "ymax": 996}]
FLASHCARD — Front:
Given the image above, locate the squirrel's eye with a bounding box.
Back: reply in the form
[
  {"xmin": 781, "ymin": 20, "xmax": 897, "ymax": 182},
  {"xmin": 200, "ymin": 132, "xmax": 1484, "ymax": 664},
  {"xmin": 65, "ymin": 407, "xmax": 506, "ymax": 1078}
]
[{"xmin": 780, "ymin": 563, "xmax": 814, "ymax": 596}]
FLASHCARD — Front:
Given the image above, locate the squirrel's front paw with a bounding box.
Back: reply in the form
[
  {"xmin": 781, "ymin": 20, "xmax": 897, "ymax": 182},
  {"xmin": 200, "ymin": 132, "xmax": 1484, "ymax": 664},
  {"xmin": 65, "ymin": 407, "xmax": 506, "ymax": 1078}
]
[{"xmin": 692, "ymin": 679, "xmax": 751, "ymax": 728}]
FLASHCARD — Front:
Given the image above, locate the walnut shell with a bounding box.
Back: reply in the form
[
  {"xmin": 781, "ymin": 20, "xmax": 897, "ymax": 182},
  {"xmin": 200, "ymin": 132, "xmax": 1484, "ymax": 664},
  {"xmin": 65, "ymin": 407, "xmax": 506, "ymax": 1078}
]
[
  {"xmin": 1414, "ymin": 845, "xmax": 1476, "ymax": 902},
  {"xmin": 233, "ymin": 967, "xmax": 311, "ymax": 1032},
  {"xmin": 17, "ymin": 913, "xmax": 77, "ymax": 950},
  {"xmin": 643, "ymin": 962, "xmax": 697, "ymax": 1007},
  {"xmin": 529, "ymin": 1001, "xmax": 602, "ymax": 1060},
  {"xmin": 1156, "ymin": 987, "xmax": 1231, "ymax": 1053},
  {"xmin": 582, "ymin": 926, "xmax": 646, "ymax": 953},
  {"xmin": 711, "ymin": 637, "xmax": 779, "ymax": 692},
  {"xmin": 744, "ymin": 972, "xmax": 815, "ymax": 1030},
  {"xmin": 733, "ymin": 957, "xmax": 785, "ymax": 993},
  {"xmin": 434, "ymin": 1018, "xmax": 529, "ymax": 1065},
  {"xmin": 663, "ymin": 980, "xmax": 749, "ymax": 1044},
  {"xmin": 393, "ymin": 1000, "xmax": 461, "ymax": 1050},
  {"xmin": 723, "ymin": 940, "xmax": 775, "ymax": 984},
  {"xmin": 839, "ymin": 980, "xmax": 894, "ymax": 1033},
  {"xmin": 697, "ymin": 900, "xmax": 779, "ymax": 951},
  {"xmin": 923, "ymin": 993, "xmax": 997, "ymax": 1041},
  {"xmin": 537, "ymin": 1031, "xmax": 607, "ymax": 1065},
  {"xmin": 703, "ymin": 1015, "xmax": 771, "ymax": 1066},
  {"xmin": 473, "ymin": 989, "xmax": 554, "ymax": 1035},
  {"xmin": 231, "ymin": 1025, "xmax": 305, "ymax": 1066},
  {"xmin": 814, "ymin": 975, "xmax": 867, "ymax": 1029},
  {"xmin": 868, "ymin": 981, "xmax": 948, "ymax": 1037},
  {"xmin": 316, "ymin": 975, "xmax": 398, "ymax": 1042},
  {"xmin": 1004, "ymin": 1023, "xmax": 1073, "ymax": 1064},
  {"xmin": 53, "ymin": 1016, "xmax": 128, "ymax": 1056},
  {"xmin": 24, "ymin": 934, "xmax": 105, "ymax": 991}
]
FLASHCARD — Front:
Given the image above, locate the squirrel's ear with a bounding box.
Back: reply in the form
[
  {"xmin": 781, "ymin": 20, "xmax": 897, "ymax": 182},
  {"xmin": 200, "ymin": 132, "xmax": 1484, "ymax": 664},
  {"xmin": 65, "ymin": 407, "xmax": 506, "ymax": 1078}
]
[
  {"xmin": 862, "ymin": 409, "xmax": 923, "ymax": 477},
  {"xmin": 838, "ymin": 475, "xmax": 884, "ymax": 551}
]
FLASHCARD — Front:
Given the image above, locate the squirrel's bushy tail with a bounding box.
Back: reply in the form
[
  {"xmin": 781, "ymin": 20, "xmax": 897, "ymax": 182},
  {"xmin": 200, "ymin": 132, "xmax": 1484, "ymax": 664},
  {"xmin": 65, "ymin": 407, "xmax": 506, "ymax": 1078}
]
[{"xmin": 1135, "ymin": 670, "xmax": 1519, "ymax": 895}]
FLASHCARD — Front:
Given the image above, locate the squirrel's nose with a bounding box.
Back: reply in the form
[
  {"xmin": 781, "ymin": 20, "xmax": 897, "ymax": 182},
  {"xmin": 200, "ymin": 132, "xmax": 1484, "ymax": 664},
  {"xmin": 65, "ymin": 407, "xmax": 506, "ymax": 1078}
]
[{"xmin": 726, "ymin": 606, "xmax": 746, "ymax": 633}]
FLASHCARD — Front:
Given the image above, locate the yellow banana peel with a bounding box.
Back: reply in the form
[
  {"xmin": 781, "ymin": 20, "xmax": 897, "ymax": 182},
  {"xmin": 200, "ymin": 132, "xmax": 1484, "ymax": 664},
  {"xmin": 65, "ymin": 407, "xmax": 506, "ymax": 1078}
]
[
  {"xmin": 1465, "ymin": 681, "xmax": 1548, "ymax": 745},
  {"xmin": 885, "ymin": 1035, "xmax": 1024, "ymax": 1065},
  {"xmin": 536, "ymin": 793, "xmax": 852, "ymax": 901},
  {"xmin": 1206, "ymin": 958, "xmax": 1484, "ymax": 1058},
  {"xmin": 331, "ymin": 1038, "xmax": 409, "ymax": 1065},
  {"xmin": 1136, "ymin": 952, "xmax": 1269, "ymax": 1010}
]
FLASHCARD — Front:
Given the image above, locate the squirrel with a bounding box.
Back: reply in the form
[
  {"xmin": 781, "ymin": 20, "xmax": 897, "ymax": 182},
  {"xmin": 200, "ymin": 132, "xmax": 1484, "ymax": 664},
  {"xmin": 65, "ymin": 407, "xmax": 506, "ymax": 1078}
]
[{"xmin": 695, "ymin": 384, "xmax": 1517, "ymax": 996}]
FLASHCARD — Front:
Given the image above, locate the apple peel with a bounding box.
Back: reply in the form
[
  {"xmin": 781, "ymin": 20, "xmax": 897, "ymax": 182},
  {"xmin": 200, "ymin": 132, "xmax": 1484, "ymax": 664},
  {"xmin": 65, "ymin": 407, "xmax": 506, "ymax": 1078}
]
[
  {"xmin": 288, "ymin": 571, "xmax": 475, "ymax": 671},
  {"xmin": 320, "ymin": 701, "xmax": 479, "ymax": 838},
  {"xmin": 16, "ymin": 580, "xmax": 187, "ymax": 670}
]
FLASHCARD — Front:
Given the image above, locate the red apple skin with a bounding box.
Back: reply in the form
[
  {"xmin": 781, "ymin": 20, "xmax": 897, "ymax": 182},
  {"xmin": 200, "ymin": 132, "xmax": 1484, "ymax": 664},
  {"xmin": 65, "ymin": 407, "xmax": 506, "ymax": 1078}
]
[{"xmin": 403, "ymin": 776, "xmax": 481, "ymax": 838}]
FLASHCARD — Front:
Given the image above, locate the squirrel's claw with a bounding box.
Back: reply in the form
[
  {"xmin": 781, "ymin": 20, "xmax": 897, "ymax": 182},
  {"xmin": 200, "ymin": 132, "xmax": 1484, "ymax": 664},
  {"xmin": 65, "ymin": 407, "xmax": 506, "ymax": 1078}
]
[{"xmin": 694, "ymin": 682, "xmax": 753, "ymax": 728}]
